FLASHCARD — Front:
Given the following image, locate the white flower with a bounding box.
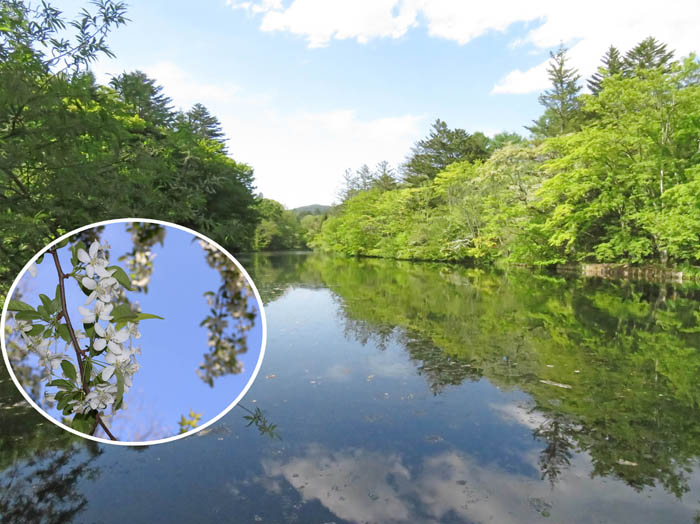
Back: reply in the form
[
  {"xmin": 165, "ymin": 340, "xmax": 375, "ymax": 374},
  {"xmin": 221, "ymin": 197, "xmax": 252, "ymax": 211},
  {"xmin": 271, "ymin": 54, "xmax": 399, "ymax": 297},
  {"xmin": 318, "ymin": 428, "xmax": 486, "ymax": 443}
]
[
  {"xmin": 70, "ymin": 399, "xmax": 92, "ymax": 415},
  {"xmin": 101, "ymin": 349, "xmax": 130, "ymax": 380},
  {"xmin": 77, "ymin": 301, "xmax": 113, "ymax": 324},
  {"xmin": 35, "ymin": 343, "xmax": 67, "ymax": 373},
  {"xmin": 30, "ymin": 336, "xmax": 51, "ymax": 355},
  {"xmin": 77, "ymin": 241, "xmax": 107, "ymax": 278},
  {"xmin": 15, "ymin": 319, "xmax": 33, "ymax": 340},
  {"xmin": 85, "ymin": 384, "xmax": 117, "ymax": 411},
  {"xmin": 83, "ymin": 274, "xmax": 119, "ymax": 304},
  {"xmin": 125, "ymin": 322, "xmax": 141, "ymax": 339},
  {"xmin": 93, "ymin": 323, "xmax": 129, "ymax": 354}
]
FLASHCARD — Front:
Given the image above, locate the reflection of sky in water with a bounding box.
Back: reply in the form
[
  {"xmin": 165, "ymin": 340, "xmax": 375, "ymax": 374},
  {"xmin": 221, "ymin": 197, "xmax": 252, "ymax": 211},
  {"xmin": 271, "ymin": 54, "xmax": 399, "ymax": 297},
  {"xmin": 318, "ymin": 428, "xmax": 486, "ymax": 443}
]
[
  {"xmin": 8, "ymin": 224, "xmax": 263, "ymax": 441},
  {"xmin": 17, "ymin": 283, "xmax": 695, "ymax": 523}
]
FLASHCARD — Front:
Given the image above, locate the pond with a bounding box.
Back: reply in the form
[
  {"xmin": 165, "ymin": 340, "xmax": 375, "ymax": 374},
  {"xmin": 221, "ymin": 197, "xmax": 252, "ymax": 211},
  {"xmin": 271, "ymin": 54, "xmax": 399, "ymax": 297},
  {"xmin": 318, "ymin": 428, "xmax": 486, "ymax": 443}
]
[{"xmin": 2, "ymin": 252, "xmax": 700, "ymax": 523}]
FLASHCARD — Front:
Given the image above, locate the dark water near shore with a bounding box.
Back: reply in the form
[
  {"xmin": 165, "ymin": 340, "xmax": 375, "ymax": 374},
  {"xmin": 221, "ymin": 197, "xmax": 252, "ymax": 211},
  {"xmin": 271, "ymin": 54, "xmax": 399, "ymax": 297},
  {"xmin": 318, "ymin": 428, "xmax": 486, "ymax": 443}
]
[{"xmin": 2, "ymin": 252, "xmax": 700, "ymax": 523}]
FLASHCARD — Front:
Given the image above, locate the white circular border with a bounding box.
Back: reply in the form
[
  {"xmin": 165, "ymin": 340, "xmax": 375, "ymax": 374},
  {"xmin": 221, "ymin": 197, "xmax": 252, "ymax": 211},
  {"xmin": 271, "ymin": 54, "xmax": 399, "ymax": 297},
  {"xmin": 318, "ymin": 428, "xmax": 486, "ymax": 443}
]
[{"xmin": 1, "ymin": 218, "xmax": 268, "ymax": 446}]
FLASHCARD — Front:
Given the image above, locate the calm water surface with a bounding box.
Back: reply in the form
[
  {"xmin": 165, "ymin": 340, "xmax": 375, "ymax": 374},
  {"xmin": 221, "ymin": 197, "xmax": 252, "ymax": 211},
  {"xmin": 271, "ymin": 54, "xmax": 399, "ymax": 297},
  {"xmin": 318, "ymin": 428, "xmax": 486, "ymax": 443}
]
[{"xmin": 2, "ymin": 253, "xmax": 700, "ymax": 523}]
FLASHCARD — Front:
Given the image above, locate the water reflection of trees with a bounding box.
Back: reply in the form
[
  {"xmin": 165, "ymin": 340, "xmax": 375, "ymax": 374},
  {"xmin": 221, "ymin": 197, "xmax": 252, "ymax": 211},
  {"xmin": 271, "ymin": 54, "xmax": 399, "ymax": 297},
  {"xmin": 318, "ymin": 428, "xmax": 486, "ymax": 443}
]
[
  {"xmin": 0, "ymin": 368, "xmax": 102, "ymax": 523},
  {"xmin": 253, "ymin": 253, "xmax": 700, "ymax": 497},
  {"xmin": 0, "ymin": 445, "xmax": 101, "ymax": 524}
]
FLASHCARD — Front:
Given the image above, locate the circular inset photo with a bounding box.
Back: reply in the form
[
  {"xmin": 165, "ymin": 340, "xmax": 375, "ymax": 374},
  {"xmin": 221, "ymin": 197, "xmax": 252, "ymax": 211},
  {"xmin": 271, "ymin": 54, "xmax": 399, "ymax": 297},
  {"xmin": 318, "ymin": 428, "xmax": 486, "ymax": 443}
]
[{"xmin": 1, "ymin": 219, "xmax": 266, "ymax": 445}]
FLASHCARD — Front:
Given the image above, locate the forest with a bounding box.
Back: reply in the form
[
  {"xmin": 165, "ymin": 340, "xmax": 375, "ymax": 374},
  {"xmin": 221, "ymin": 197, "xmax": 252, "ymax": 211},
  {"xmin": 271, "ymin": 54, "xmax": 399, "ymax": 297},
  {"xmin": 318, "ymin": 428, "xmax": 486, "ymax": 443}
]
[
  {"xmin": 313, "ymin": 40, "xmax": 700, "ymax": 272},
  {"xmin": 2, "ymin": 0, "xmax": 699, "ymax": 305}
]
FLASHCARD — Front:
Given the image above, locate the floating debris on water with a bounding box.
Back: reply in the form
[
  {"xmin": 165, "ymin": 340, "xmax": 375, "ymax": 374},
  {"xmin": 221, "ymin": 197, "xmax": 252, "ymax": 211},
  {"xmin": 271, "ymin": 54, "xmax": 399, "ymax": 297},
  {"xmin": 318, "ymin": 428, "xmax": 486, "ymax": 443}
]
[
  {"xmin": 617, "ymin": 459, "xmax": 638, "ymax": 466},
  {"xmin": 529, "ymin": 497, "xmax": 552, "ymax": 517},
  {"xmin": 539, "ymin": 379, "xmax": 572, "ymax": 389}
]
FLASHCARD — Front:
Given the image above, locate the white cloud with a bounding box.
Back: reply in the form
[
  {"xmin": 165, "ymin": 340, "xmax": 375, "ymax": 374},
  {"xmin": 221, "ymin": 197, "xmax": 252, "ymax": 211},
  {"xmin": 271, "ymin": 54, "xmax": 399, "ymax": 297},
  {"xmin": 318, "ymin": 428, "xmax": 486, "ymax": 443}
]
[
  {"xmin": 92, "ymin": 57, "xmax": 422, "ymax": 208},
  {"xmin": 219, "ymin": 108, "xmax": 422, "ymax": 207},
  {"xmin": 92, "ymin": 60, "xmax": 241, "ymax": 109},
  {"xmin": 260, "ymin": 444, "xmax": 700, "ymax": 523},
  {"xmin": 230, "ymin": 0, "xmax": 700, "ymax": 94},
  {"xmin": 230, "ymin": 0, "xmax": 418, "ymax": 48}
]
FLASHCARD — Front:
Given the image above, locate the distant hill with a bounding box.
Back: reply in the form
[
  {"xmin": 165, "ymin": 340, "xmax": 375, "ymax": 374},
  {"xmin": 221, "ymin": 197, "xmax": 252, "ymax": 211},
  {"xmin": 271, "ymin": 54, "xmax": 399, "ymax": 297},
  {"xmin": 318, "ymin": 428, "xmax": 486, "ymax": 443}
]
[{"xmin": 291, "ymin": 204, "xmax": 332, "ymax": 215}]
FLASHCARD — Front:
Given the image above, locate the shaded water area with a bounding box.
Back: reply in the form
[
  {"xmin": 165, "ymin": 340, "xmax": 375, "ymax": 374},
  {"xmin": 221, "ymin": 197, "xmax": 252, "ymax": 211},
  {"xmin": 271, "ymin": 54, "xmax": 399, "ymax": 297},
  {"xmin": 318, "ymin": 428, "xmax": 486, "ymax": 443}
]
[{"xmin": 2, "ymin": 252, "xmax": 700, "ymax": 523}]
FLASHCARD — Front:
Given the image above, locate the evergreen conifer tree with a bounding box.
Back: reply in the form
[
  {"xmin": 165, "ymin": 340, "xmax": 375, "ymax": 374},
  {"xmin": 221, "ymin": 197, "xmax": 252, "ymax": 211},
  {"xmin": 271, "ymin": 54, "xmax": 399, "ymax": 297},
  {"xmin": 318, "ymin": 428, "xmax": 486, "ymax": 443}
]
[
  {"xmin": 527, "ymin": 45, "xmax": 582, "ymax": 139},
  {"xmin": 623, "ymin": 37, "xmax": 674, "ymax": 73},
  {"xmin": 588, "ymin": 45, "xmax": 623, "ymax": 95}
]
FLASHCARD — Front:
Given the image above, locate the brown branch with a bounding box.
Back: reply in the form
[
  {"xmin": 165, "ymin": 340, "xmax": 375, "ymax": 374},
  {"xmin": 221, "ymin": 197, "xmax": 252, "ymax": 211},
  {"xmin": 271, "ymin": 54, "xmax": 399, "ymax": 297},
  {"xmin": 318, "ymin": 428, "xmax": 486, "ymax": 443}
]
[
  {"xmin": 49, "ymin": 248, "xmax": 86, "ymax": 392},
  {"xmin": 90, "ymin": 417, "xmax": 99, "ymax": 436},
  {"xmin": 97, "ymin": 414, "xmax": 117, "ymax": 441},
  {"xmin": 50, "ymin": 247, "xmax": 118, "ymax": 441}
]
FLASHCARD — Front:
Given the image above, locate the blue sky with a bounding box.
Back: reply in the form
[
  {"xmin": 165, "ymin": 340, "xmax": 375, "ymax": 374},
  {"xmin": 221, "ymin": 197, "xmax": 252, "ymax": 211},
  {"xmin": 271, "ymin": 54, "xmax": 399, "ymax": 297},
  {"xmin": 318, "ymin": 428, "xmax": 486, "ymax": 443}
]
[
  {"xmin": 11, "ymin": 222, "xmax": 264, "ymax": 442},
  {"xmin": 50, "ymin": 0, "xmax": 700, "ymax": 207}
]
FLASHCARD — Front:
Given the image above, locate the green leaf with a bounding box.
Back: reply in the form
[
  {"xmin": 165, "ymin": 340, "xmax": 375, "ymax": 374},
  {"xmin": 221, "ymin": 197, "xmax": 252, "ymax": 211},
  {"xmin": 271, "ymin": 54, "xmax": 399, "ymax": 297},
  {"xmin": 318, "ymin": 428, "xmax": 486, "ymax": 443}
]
[
  {"xmin": 61, "ymin": 360, "xmax": 77, "ymax": 381},
  {"xmin": 115, "ymin": 368, "xmax": 125, "ymax": 410},
  {"xmin": 36, "ymin": 254, "xmax": 44, "ymax": 265},
  {"xmin": 71, "ymin": 412, "xmax": 96, "ymax": 434},
  {"xmin": 47, "ymin": 379, "xmax": 75, "ymax": 390},
  {"xmin": 7, "ymin": 299, "xmax": 34, "ymax": 312},
  {"xmin": 15, "ymin": 310, "xmax": 42, "ymax": 321},
  {"xmin": 39, "ymin": 294, "xmax": 53, "ymax": 312},
  {"xmin": 83, "ymin": 359, "xmax": 93, "ymax": 384},
  {"xmin": 107, "ymin": 265, "xmax": 134, "ymax": 291},
  {"xmin": 111, "ymin": 303, "xmax": 137, "ymax": 322},
  {"xmin": 57, "ymin": 395, "xmax": 70, "ymax": 411},
  {"xmin": 27, "ymin": 324, "xmax": 44, "ymax": 337},
  {"xmin": 53, "ymin": 284, "xmax": 62, "ymax": 311},
  {"xmin": 36, "ymin": 305, "xmax": 50, "ymax": 321},
  {"xmin": 135, "ymin": 312, "xmax": 164, "ymax": 321},
  {"xmin": 55, "ymin": 237, "xmax": 70, "ymax": 249},
  {"xmin": 71, "ymin": 241, "xmax": 86, "ymax": 267},
  {"xmin": 56, "ymin": 323, "xmax": 71, "ymax": 342}
]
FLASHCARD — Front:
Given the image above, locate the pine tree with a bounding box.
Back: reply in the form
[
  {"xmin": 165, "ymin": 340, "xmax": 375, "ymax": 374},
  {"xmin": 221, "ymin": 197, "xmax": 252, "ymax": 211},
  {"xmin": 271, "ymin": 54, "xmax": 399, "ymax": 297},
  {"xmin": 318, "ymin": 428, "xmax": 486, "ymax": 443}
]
[
  {"xmin": 109, "ymin": 71, "xmax": 174, "ymax": 127},
  {"xmin": 186, "ymin": 103, "xmax": 226, "ymax": 144},
  {"xmin": 402, "ymin": 119, "xmax": 490, "ymax": 186},
  {"xmin": 371, "ymin": 161, "xmax": 398, "ymax": 191},
  {"xmin": 526, "ymin": 45, "xmax": 583, "ymax": 139},
  {"xmin": 623, "ymin": 37, "xmax": 674, "ymax": 73},
  {"xmin": 588, "ymin": 46, "xmax": 623, "ymax": 95}
]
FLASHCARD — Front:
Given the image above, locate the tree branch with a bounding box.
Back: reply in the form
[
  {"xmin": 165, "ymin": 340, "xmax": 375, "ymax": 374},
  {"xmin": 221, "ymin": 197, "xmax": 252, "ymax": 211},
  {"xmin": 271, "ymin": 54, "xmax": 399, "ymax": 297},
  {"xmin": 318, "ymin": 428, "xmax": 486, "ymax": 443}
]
[
  {"xmin": 49, "ymin": 247, "xmax": 118, "ymax": 441},
  {"xmin": 97, "ymin": 414, "xmax": 117, "ymax": 441},
  {"xmin": 49, "ymin": 248, "xmax": 86, "ymax": 391}
]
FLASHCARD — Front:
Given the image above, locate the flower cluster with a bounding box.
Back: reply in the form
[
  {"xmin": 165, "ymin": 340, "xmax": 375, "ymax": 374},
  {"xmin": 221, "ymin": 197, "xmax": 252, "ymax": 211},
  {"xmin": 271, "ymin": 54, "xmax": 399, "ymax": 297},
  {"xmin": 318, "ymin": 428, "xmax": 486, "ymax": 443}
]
[
  {"xmin": 7, "ymin": 236, "xmax": 162, "ymax": 438},
  {"xmin": 72, "ymin": 241, "xmax": 142, "ymax": 412}
]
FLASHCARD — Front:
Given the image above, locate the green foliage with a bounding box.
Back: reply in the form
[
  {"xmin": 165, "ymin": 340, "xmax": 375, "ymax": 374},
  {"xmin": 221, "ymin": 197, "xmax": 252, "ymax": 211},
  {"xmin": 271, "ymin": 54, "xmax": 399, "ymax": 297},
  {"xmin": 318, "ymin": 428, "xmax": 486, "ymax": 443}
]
[
  {"xmin": 315, "ymin": 144, "xmax": 548, "ymax": 263},
  {"xmin": 338, "ymin": 161, "xmax": 399, "ymax": 201},
  {"xmin": 588, "ymin": 45, "xmax": 624, "ymax": 95},
  {"xmin": 537, "ymin": 57, "xmax": 700, "ymax": 265},
  {"xmin": 315, "ymin": 42, "xmax": 700, "ymax": 270},
  {"xmin": 184, "ymin": 103, "xmax": 226, "ymax": 144},
  {"xmin": 0, "ymin": 1, "xmax": 259, "ymax": 300},
  {"xmin": 253, "ymin": 198, "xmax": 307, "ymax": 250},
  {"xmin": 177, "ymin": 409, "xmax": 203, "ymax": 434},
  {"xmin": 624, "ymin": 36, "xmax": 674, "ymax": 73},
  {"xmin": 109, "ymin": 71, "xmax": 174, "ymax": 127},
  {"xmin": 401, "ymin": 119, "xmax": 490, "ymax": 185},
  {"xmin": 241, "ymin": 405, "xmax": 280, "ymax": 439},
  {"xmin": 527, "ymin": 45, "xmax": 583, "ymax": 139}
]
